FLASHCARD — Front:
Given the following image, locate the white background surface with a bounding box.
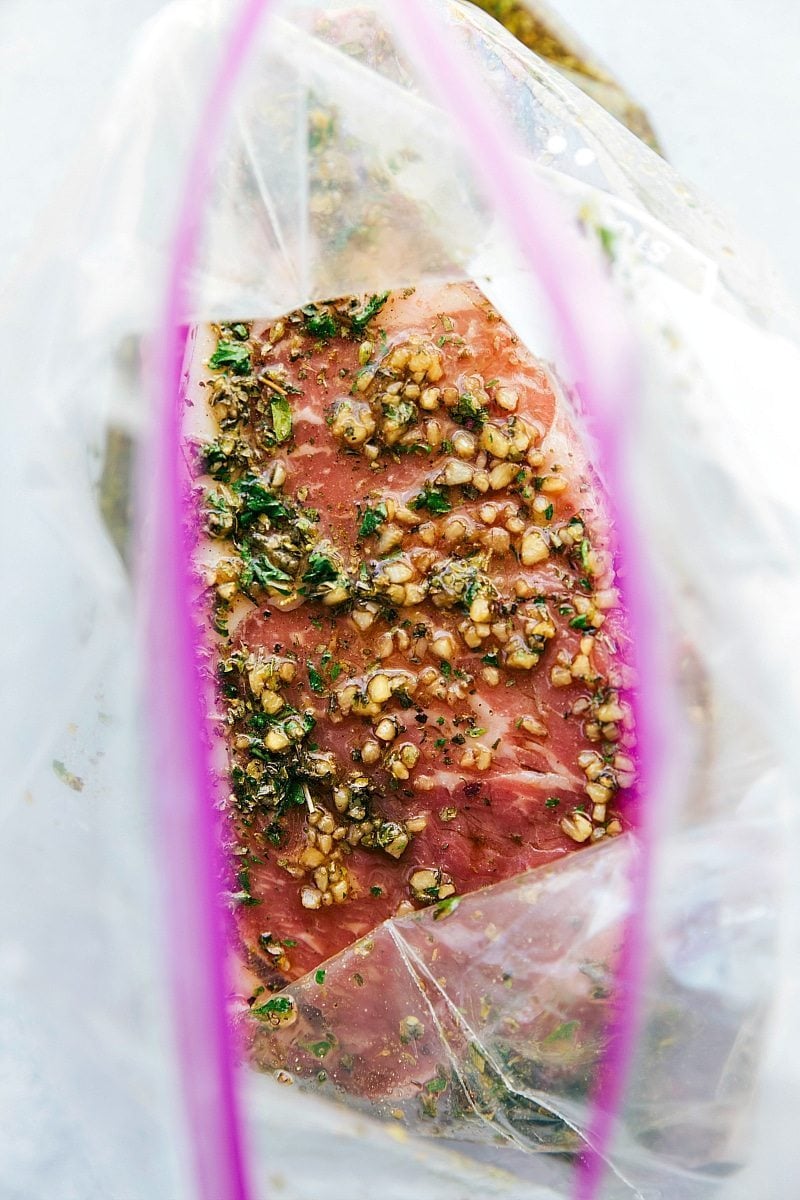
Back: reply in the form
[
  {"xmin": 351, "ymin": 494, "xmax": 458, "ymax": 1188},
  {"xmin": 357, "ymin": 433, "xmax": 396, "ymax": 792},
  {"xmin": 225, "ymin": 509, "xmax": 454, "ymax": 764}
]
[{"xmin": 1, "ymin": 0, "xmax": 799, "ymax": 296}]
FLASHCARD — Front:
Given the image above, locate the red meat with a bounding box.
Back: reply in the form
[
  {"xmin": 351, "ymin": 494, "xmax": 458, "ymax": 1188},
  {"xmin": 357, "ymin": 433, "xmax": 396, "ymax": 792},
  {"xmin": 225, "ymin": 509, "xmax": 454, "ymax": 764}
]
[{"xmin": 185, "ymin": 281, "xmax": 635, "ymax": 989}]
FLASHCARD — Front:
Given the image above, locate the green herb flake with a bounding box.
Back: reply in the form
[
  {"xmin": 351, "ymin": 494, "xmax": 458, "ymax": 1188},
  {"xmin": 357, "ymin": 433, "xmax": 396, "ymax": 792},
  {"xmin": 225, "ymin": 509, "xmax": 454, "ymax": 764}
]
[
  {"xmin": 467, "ymin": 727, "xmax": 486, "ymax": 738},
  {"xmin": 303, "ymin": 549, "xmax": 338, "ymax": 587},
  {"xmin": 234, "ymin": 476, "xmax": 290, "ymax": 526},
  {"xmin": 230, "ymin": 890, "xmax": 262, "ymax": 907},
  {"xmin": 597, "ymin": 226, "xmax": 616, "ymax": 260},
  {"xmin": 299, "ymin": 544, "xmax": 350, "ymax": 603},
  {"xmin": 307, "ymin": 1039, "xmax": 333, "ymax": 1059},
  {"xmin": 411, "ymin": 482, "xmax": 452, "ymax": 515},
  {"xmin": 544, "ymin": 1020, "xmax": 579, "ymax": 1044},
  {"xmin": 282, "ymin": 938, "xmax": 297, "ymax": 947},
  {"xmin": 349, "ymin": 292, "xmax": 389, "ymax": 333},
  {"xmin": 315, "ymin": 969, "xmax": 327, "ymax": 985},
  {"xmin": 425, "ymin": 1069, "xmax": 449, "ymax": 1094},
  {"xmin": 251, "ymin": 995, "xmax": 294, "ymax": 1021},
  {"xmin": 370, "ymin": 885, "xmax": 383, "ymax": 896},
  {"xmin": 239, "ymin": 548, "xmax": 293, "ymax": 596},
  {"xmin": 52, "ymin": 759, "xmax": 84, "ymax": 792},
  {"xmin": 306, "ymin": 660, "xmax": 325, "ymax": 694},
  {"xmin": 544, "ymin": 503, "xmax": 554, "ymax": 520},
  {"xmin": 452, "ymin": 391, "xmax": 487, "ymax": 428},
  {"xmin": 209, "ymin": 340, "xmax": 251, "ymax": 375},
  {"xmin": 545, "ymin": 796, "xmax": 560, "ymax": 809},
  {"xmin": 270, "ymin": 396, "xmax": 293, "ymax": 443},
  {"xmin": 433, "ymin": 895, "xmax": 460, "ymax": 920},
  {"xmin": 358, "ymin": 501, "xmax": 388, "ymax": 539},
  {"xmin": 302, "ymin": 305, "xmax": 338, "ymax": 340},
  {"xmin": 481, "ymin": 651, "xmax": 499, "ymax": 667},
  {"xmin": 569, "ymin": 614, "xmax": 592, "ymax": 631}
]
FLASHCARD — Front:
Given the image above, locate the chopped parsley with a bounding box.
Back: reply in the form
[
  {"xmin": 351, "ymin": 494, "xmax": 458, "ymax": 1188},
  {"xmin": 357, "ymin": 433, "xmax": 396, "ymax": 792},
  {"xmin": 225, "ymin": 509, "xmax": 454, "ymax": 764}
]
[
  {"xmin": 233, "ymin": 476, "xmax": 291, "ymax": 526},
  {"xmin": 452, "ymin": 390, "xmax": 487, "ymax": 428},
  {"xmin": 239, "ymin": 548, "xmax": 293, "ymax": 595},
  {"xmin": 306, "ymin": 661, "xmax": 325, "ymax": 694},
  {"xmin": 303, "ymin": 549, "xmax": 337, "ymax": 586},
  {"xmin": 569, "ymin": 614, "xmax": 592, "ymax": 631},
  {"xmin": 251, "ymin": 995, "xmax": 294, "ymax": 1021},
  {"xmin": 321, "ymin": 651, "xmax": 343, "ymax": 681},
  {"xmin": 358, "ymin": 501, "xmax": 388, "ymax": 539},
  {"xmin": 315, "ymin": 969, "xmax": 327, "ymax": 985},
  {"xmin": 348, "ymin": 291, "xmax": 389, "ymax": 333},
  {"xmin": 425, "ymin": 1069, "xmax": 449, "ymax": 1093},
  {"xmin": 411, "ymin": 482, "xmax": 452, "ymax": 515},
  {"xmin": 302, "ymin": 304, "xmax": 338, "ymax": 340},
  {"xmin": 545, "ymin": 796, "xmax": 560, "ymax": 808},
  {"xmin": 208, "ymin": 339, "xmax": 251, "ymax": 375}
]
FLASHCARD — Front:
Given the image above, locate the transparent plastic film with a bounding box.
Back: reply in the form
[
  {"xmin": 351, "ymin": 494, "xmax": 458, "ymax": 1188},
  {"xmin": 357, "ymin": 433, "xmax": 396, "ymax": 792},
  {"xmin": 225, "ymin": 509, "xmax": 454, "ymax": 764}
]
[
  {"xmin": 163, "ymin": 5, "xmax": 800, "ymax": 1199},
  {"xmin": 163, "ymin": 3, "xmax": 651, "ymax": 1199}
]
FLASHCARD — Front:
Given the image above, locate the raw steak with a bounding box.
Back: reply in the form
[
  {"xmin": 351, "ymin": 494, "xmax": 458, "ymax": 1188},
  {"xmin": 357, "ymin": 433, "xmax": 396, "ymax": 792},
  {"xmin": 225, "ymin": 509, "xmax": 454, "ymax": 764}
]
[{"xmin": 184, "ymin": 281, "xmax": 635, "ymax": 991}]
